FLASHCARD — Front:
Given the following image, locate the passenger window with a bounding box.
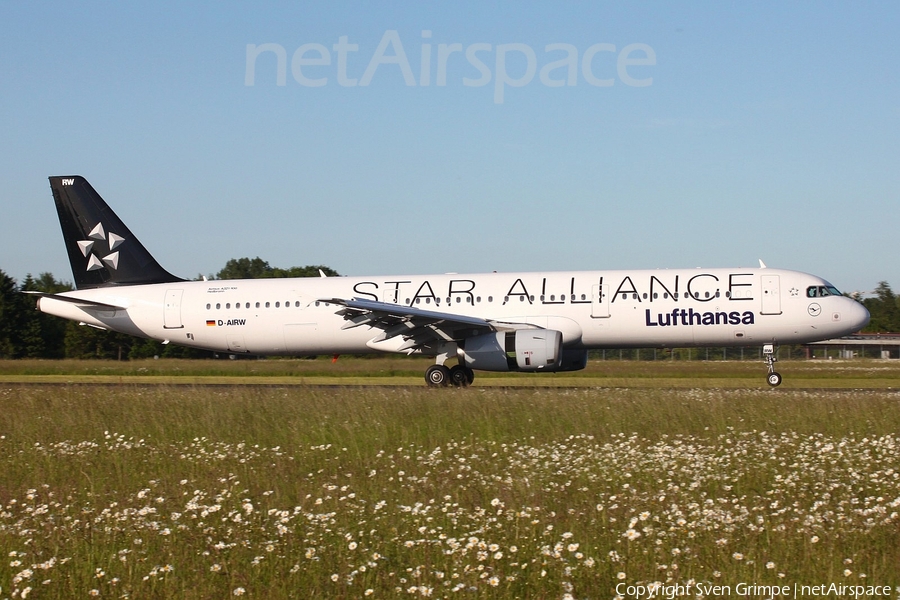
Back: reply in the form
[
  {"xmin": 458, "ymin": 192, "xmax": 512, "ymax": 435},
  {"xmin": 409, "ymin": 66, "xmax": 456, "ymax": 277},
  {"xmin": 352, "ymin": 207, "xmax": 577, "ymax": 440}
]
[
  {"xmin": 216, "ymin": 303, "xmax": 221, "ymax": 310},
  {"xmin": 206, "ymin": 303, "xmax": 211, "ymax": 310},
  {"xmin": 226, "ymin": 303, "xmax": 230, "ymax": 309},
  {"xmin": 247, "ymin": 303, "xmax": 251, "ymax": 309},
  {"xmin": 265, "ymin": 302, "xmax": 270, "ymax": 308}
]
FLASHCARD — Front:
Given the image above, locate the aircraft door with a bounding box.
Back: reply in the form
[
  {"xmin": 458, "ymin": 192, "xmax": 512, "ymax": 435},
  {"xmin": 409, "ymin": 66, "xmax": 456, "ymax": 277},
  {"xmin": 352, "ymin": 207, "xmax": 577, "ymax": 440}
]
[
  {"xmin": 163, "ymin": 289, "xmax": 184, "ymax": 329},
  {"xmin": 591, "ymin": 284, "xmax": 610, "ymax": 318},
  {"xmin": 760, "ymin": 275, "xmax": 782, "ymax": 315}
]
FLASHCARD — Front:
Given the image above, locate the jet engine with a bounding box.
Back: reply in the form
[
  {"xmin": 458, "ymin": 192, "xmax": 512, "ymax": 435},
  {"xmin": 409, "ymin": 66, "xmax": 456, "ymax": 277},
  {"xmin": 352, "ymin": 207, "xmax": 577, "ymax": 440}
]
[{"xmin": 460, "ymin": 330, "xmax": 566, "ymax": 372}]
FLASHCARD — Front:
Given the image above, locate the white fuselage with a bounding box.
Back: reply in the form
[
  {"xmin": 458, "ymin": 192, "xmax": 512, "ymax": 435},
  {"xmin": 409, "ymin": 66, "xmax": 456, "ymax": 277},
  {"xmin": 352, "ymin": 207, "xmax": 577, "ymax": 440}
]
[{"xmin": 38, "ymin": 267, "xmax": 869, "ymax": 357}]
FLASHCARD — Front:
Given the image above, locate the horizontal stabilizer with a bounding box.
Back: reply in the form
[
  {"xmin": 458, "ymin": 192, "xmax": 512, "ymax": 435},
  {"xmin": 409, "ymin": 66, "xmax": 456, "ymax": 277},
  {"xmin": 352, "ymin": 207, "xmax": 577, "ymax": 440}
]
[{"xmin": 23, "ymin": 291, "xmax": 125, "ymax": 311}]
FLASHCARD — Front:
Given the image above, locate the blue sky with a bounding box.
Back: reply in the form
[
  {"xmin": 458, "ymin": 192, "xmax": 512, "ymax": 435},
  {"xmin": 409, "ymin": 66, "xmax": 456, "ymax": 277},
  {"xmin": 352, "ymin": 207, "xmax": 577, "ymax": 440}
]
[{"xmin": 2, "ymin": 2, "xmax": 897, "ymax": 294}]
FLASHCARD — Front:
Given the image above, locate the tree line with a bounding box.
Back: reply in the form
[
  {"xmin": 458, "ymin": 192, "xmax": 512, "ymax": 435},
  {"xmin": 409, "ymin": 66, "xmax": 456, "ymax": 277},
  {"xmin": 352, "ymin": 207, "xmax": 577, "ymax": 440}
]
[
  {"xmin": 0, "ymin": 258, "xmax": 338, "ymax": 360},
  {"xmin": 1, "ymin": 266, "xmax": 898, "ymax": 360},
  {"xmin": 858, "ymin": 282, "xmax": 900, "ymax": 333}
]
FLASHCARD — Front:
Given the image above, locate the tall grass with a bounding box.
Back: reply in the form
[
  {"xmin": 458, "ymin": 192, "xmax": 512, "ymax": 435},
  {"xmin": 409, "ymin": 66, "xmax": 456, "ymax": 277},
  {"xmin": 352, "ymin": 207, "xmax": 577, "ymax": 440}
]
[{"xmin": 1, "ymin": 385, "xmax": 899, "ymax": 598}]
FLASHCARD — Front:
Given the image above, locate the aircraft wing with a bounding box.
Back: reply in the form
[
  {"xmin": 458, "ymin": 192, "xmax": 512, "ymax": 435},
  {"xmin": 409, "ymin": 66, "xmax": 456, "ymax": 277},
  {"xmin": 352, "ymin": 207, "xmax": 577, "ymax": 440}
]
[{"xmin": 322, "ymin": 297, "xmax": 534, "ymax": 352}]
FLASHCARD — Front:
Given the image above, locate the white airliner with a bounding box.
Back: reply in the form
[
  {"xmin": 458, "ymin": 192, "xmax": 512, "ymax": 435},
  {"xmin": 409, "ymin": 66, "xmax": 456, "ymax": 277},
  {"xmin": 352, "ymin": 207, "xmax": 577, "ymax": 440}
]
[{"xmin": 32, "ymin": 176, "xmax": 869, "ymax": 387}]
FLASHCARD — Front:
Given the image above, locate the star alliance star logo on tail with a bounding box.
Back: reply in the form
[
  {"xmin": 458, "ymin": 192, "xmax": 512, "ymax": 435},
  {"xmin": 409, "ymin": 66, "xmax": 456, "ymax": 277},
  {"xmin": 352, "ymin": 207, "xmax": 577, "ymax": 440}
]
[{"xmin": 77, "ymin": 222, "xmax": 125, "ymax": 272}]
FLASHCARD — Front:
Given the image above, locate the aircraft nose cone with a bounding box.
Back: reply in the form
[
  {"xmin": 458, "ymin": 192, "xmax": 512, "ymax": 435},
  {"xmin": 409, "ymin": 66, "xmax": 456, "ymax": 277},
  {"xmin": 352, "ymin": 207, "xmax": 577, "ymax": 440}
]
[{"xmin": 847, "ymin": 299, "xmax": 870, "ymax": 332}]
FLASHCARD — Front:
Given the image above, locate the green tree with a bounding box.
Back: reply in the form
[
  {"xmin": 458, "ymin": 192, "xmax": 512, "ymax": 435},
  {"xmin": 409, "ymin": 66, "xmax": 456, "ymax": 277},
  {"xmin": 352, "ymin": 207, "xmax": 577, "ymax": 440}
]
[
  {"xmin": 274, "ymin": 265, "xmax": 339, "ymax": 278},
  {"xmin": 31, "ymin": 272, "xmax": 72, "ymax": 294},
  {"xmin": 216, "ymin": 257, "xmax": 273, "ymax": 279},
  {"xmin": 862, "ymin": 282, "xmax": 900, "ymax": 333},
  {"xmin": 19, "ymin": 273, "xmax": 72, "ymax": 358},
  {"xmin": 0, "ymin": 269, "xmax": 21, "ymax": 357},
  {"xmin": 216, "ymin": 257, "xmax": 339, "ymax": 279},
  {"xmin": 64, "ymin": 321, "xmax": 135, "ymax": 360}
]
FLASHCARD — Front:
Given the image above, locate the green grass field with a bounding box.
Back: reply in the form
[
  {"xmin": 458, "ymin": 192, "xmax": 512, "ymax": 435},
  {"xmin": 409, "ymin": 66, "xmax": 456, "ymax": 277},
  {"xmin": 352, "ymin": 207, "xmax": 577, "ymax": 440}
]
[
  {"xmin": 2, "ymin": 356, "xmax": 900, "ymax": 388},
  {"xmin": 1, "ymin": 359, "xmax": 899, "ymax": 598}
]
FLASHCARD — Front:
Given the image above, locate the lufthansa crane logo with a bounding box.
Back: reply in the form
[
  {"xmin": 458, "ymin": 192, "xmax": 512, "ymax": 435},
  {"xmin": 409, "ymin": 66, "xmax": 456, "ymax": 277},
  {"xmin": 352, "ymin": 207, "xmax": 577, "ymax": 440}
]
[{"xmin": 77, "ymin": 222, "xmax": 125, "ymax": 272}]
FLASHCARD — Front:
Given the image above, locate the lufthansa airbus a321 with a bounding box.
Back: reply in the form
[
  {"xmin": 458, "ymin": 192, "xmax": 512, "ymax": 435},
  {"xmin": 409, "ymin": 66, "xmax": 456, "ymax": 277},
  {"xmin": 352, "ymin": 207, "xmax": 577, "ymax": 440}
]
[{"xmin": 31, "ymin": 176, "xmax": 870, "ymax": 387}]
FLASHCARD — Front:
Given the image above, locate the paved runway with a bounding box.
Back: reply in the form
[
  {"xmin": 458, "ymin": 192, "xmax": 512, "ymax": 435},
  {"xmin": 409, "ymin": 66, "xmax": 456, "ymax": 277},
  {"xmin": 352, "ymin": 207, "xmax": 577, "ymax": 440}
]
[{"xmin": 2, "ymin": 374, "xmax": 898, "ymax": 390}]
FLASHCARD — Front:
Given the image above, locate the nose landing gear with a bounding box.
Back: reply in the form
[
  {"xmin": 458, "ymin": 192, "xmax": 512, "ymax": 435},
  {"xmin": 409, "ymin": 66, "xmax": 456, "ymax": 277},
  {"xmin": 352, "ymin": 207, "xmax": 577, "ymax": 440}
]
[{"xmin": 763, "ymin": 344, "xmax": 782, "ymax": 387}]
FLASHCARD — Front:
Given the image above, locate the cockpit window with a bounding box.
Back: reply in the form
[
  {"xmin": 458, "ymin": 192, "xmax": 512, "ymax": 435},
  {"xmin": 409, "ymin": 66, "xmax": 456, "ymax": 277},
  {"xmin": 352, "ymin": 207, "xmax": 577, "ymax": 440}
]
[{"xmin": 806, "ymin": 285, "xmax": 842, "ymax": 298}]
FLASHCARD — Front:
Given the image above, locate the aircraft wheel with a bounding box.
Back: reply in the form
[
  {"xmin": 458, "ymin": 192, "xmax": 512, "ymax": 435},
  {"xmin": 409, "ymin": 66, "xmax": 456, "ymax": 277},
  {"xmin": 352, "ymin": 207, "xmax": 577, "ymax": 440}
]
[
  {"xmin": 767, "ymin": 372, "xmax": 782, "ymax": 387},
  {"xmin": 425, "ymin": 364, "xmax": 450, "ymax": 387},
  {"xmin": 449, "ymin": 365, "xmax": 472, "ymax": 387}
]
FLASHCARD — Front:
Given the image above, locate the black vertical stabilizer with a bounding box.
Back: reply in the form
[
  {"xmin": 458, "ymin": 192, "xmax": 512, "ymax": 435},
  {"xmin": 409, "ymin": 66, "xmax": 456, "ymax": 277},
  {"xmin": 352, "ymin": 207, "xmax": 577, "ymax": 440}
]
[{"xmin": 49, "ymin": 176, "xmax": 184, "ymax": 289}]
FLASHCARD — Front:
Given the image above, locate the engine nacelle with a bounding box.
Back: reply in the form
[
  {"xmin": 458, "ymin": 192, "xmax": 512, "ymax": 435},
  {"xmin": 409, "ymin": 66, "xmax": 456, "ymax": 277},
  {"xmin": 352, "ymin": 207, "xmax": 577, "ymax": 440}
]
[
  {"xmin": 558, "ymin": 348, "xmax": 589, "ymax": 372},
  {"xmin": 460, "ymin": 330, "xmax": 563, "ymax": 372}
]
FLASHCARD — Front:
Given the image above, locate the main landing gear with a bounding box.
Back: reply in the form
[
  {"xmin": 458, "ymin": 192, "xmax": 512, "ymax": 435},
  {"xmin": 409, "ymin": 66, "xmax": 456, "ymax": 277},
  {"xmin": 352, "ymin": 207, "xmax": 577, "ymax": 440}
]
[
  {"xmin": 763, "ymin": 344, "xmax": 782, "ymax": 387},
  {"xmin": 425, "ymin": 363, "xmax": 475, "ymax": 387}
]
